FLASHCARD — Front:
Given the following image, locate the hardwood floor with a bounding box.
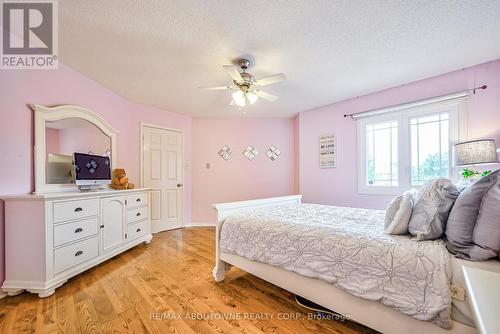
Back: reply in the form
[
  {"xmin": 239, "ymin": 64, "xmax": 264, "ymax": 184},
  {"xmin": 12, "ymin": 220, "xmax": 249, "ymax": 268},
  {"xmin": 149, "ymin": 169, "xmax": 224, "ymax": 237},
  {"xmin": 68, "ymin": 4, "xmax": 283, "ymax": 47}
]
[{"xmin": 0, "ymin": 227, "xmax": 378, "ymax": 334}]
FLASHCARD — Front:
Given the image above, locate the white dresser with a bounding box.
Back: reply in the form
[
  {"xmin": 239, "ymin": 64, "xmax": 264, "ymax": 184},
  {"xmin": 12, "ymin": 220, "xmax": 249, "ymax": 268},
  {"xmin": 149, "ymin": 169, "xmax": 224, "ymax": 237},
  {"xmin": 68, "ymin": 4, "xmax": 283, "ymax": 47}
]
[{"xmin": 1, "ymin": 188, "xmax": 152, "ymax": 298}]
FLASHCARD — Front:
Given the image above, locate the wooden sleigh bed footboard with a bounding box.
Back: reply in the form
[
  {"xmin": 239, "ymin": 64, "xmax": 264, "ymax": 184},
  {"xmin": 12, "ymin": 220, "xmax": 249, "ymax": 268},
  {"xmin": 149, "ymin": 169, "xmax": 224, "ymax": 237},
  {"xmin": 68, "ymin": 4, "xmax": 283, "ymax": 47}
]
[{"xmin": 212, "ymin": 196, "xmax": 476, "ymax": 334}]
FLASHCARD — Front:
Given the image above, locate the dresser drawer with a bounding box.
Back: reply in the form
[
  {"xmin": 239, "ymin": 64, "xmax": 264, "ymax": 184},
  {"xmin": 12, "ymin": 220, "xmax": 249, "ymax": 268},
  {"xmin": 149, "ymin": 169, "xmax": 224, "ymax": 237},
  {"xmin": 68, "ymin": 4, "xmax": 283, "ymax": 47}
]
[
  {"xmin": 54, "ymin": 236, "xmax": 99, "ymax": 274},
  {"xmin": 53, "ymin": 217, "xmax": 99, "ymax": 247},
  {"xmin": 126, "ymin": 193, "xmax": 148, "ymax": 208},
  {"xmin": 127, "ymin": 206, "xmax": 149, "ymax": 224},
  {"xmin": 53, "ymin": 199, "xmax": 99, "ymax": 223},
  {"xmin": 127, "ymin": 220, "xmax": 149, "ymax": 241}
]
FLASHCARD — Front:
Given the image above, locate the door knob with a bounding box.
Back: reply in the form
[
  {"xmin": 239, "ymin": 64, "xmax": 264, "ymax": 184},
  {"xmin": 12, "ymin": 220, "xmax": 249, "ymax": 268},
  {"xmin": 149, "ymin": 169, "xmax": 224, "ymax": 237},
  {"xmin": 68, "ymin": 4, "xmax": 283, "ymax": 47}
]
[{"xmin": 177, "ymin": 183, "xmax": 183, "ymax": 187}]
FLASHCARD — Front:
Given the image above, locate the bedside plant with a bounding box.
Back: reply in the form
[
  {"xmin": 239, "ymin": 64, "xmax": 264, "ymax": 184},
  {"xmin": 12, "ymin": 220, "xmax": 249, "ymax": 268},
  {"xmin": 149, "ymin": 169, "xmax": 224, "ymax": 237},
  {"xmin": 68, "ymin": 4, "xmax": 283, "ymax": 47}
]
[{"xmin": 461, "ymin": 168, "xmax": 492, "ymax": 180}]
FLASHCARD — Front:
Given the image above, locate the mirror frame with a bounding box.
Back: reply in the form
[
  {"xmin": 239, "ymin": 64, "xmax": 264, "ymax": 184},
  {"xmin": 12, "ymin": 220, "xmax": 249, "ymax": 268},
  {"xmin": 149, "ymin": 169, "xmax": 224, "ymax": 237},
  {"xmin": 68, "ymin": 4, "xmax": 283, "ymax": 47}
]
[{"xmin": 33, "ymin": 104, "xmax": 119, "ymax": 194}]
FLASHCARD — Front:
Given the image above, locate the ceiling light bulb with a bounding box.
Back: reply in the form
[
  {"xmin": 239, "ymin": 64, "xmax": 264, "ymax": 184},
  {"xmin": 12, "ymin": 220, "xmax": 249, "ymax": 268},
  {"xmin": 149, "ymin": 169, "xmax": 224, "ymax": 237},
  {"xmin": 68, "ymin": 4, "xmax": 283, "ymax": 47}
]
[
  {"xmin": 232, "ymin": 91, "xmax": 246, "ymax": 107},
  {"xmin": 247, "ymin": 92, "xmax": 258, "ymax": 104}
]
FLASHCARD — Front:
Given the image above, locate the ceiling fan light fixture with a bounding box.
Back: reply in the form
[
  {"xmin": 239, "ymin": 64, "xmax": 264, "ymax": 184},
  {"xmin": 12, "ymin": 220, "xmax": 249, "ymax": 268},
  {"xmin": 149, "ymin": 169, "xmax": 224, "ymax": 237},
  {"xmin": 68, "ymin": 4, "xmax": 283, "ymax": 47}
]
[
  {"xmin": 232, "ymin": 91, "xmax": 246, "ymax": 107},
  {"xmin": 201, "ymin": 59, "xmax": 286, "ymax": 107},
  {"xmin": 247, "ymin": 92, "xmax": 258, "ymax": 104}
]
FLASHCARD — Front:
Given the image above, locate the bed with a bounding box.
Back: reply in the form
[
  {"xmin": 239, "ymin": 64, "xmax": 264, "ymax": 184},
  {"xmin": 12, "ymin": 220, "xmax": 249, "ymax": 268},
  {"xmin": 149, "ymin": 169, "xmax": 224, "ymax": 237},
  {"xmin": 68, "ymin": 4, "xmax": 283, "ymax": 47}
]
[{"xmin": 212, "ymin": 195, "xmax": 482, "ymax": 334}]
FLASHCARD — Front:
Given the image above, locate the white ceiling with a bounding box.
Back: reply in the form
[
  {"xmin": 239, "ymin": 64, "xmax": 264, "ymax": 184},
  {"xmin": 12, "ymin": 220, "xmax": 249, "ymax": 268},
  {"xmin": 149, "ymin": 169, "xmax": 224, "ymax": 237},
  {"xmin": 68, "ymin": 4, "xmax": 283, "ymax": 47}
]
[{"xmin": 59, "ymin": 1, "xmax": 500, "ymax": 117}]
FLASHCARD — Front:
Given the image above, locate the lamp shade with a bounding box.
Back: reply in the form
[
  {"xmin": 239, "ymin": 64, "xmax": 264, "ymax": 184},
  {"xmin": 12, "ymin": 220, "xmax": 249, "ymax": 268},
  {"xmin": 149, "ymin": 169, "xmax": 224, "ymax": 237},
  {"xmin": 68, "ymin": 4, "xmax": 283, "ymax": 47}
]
[{"xmin": 455, "ymin": 139, "xmax": 499, "ymax": 166}]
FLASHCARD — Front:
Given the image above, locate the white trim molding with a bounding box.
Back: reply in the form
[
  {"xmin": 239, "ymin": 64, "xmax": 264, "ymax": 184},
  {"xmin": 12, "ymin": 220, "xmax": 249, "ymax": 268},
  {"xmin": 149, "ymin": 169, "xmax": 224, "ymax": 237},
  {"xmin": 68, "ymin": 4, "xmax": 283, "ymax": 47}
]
[
  {"xmin": 33, "ymin": 104, "xmax": 119, "ymax": 194},
  {"xmin": 184, "ymin": 222, "xmax": 216, "ymax": 227}
]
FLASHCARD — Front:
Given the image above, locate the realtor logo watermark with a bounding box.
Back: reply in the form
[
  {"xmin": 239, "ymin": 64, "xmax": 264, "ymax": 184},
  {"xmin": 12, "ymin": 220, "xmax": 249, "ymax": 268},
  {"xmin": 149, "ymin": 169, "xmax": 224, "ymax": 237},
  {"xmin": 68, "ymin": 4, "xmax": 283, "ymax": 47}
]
[{"xmin": 1, "ymin": 0, "xmax": 58, "ymax": 69}]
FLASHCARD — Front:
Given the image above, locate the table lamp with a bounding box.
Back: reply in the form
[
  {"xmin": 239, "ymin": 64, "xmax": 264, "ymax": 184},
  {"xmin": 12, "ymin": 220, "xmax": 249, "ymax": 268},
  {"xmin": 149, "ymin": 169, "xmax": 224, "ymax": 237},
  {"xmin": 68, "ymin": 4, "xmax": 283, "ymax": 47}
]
[{"xmin": 455, "ymin": 139, "xmax": 499, "ymax": 179}]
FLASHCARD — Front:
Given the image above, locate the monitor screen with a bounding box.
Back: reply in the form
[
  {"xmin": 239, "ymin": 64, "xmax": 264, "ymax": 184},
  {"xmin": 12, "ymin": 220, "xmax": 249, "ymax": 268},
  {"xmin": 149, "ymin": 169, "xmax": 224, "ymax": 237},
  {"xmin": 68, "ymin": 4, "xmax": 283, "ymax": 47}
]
[{"xmin": 74, "ymin": 153, "xmax": 111, "ymax": 180}]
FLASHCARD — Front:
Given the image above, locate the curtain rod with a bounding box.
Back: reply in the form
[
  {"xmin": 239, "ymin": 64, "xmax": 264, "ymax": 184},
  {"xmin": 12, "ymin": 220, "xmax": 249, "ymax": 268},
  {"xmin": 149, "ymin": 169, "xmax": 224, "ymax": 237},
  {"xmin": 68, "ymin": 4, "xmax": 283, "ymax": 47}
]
[{"xmin": 344, "ymin": 85, "xmax": 487, "ymax": 119}]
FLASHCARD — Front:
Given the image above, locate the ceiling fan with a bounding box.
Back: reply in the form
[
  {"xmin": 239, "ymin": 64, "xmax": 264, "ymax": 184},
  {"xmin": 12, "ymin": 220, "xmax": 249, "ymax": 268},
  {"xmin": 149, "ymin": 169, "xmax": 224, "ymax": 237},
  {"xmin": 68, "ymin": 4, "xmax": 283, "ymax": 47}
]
[{"xmin": 200, "ymin": 59, "xmax": 286, "ymax": 107}]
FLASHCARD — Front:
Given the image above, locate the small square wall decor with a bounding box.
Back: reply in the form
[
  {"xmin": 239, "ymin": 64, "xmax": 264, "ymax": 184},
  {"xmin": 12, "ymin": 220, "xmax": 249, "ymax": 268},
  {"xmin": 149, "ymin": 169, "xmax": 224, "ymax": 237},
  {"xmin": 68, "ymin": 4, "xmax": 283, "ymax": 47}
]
[
  {"xmin": 319, "ymin": 134, "xmax": 336, "ymax": 168},
  {"xmin": 243, "ymin": 146, "xmax": 258, "ymax": 161},
  {"xmin": 266, "ymin": 145, "xmax": 281, "ymax": 161},
  {"xmin": 218, "ymin": 145, "xmax": 233, "ymax": 161}
]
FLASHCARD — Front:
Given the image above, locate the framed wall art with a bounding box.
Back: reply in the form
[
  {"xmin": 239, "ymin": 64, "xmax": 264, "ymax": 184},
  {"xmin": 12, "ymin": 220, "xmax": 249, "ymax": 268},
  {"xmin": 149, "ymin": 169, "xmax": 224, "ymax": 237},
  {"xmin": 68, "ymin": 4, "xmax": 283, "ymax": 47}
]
[{"xmin": 319, "ymin": 134, "xmax": 336, "ymax": 168}]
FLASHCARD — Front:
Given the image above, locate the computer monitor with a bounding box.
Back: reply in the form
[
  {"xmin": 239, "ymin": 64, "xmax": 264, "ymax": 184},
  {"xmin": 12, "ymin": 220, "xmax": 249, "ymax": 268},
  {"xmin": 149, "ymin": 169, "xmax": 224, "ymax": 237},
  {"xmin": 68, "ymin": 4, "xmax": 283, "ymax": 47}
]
[{"xmin": 73, "ymin": 152, "xmax": 111, "ymax": 190}]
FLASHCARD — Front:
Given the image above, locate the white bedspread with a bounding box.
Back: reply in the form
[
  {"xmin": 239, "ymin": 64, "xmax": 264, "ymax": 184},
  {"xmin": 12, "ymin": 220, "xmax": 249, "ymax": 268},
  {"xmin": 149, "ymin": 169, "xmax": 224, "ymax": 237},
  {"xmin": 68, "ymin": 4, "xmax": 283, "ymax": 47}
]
[{"xmin": 219, "ymin": 203, "xmax": 452, "ymax": 328}]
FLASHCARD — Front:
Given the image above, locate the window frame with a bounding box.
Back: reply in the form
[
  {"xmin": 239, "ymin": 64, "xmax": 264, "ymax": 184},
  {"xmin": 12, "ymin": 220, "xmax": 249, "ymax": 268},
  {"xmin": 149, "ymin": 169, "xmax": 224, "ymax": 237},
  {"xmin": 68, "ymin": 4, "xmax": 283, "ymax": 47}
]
[{"xmin": 357, "ymin": 99, "xmax": 466, "ymax": 195}]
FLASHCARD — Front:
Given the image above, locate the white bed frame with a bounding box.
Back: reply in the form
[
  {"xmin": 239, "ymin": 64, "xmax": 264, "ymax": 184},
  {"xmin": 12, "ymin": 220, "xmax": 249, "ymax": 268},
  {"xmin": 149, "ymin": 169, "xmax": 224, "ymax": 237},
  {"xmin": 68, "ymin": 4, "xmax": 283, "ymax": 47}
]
[{"xmin": 212, "ymin": 195, "xmax": 477, "ymax": 334}]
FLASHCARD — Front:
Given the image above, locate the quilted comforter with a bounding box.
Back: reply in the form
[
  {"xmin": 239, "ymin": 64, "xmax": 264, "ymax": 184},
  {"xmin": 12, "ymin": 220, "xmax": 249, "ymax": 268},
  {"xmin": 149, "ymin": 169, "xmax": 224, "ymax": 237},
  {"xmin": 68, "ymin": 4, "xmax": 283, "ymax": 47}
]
[{"xmin": 219, "ymin": 203, "xmax": 452, "ymax": 328}]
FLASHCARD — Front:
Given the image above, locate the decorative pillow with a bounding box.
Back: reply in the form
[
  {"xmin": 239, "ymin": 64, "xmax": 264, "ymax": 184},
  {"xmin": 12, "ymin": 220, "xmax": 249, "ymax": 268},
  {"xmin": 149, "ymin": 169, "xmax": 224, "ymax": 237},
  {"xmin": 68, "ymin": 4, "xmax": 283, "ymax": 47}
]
[
  {"xmin": 455, "ymin": 180, "xmax": 472, "ymax": 193},
  {"xmin": 445, "ymin": 170, "xmax": 500, "ymax": 259},
  {"xmin": 469, "ymin": 172, "xmax": 500, "ymax": 260},
  {"xmin": 408, "ymin": 178, "xmax": 459, "ymax": 241},
  {"xmin": 384, "ymin": 190, "xmax": 417, "ymax": 235}
]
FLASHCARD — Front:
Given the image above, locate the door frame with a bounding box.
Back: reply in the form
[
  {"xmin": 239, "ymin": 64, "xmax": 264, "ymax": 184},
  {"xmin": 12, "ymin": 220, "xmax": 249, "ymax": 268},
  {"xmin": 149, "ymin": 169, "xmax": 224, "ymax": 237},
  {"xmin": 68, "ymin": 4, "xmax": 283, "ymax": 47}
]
[{"xmin": 140, "ymin": 122, "xmax": 185, "ymax": 229}]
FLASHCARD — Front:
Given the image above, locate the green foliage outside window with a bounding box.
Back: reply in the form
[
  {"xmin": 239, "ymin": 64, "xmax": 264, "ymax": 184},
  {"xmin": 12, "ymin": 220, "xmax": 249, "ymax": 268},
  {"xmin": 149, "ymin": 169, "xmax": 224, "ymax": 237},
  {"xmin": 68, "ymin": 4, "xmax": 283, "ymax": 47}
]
[{"xmin": 411, "ymin": 152, "xmax": 449, "ymax": 185}]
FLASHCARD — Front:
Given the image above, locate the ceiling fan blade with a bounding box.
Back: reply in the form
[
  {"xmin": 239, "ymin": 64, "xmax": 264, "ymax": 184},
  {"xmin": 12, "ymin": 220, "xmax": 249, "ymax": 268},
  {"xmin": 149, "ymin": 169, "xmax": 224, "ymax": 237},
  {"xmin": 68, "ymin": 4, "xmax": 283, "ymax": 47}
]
[
  {"xmin": 199, "ymin": 86, "xmax": 235, "ymax": 90},
  {"xmin": 223, "ymin": 65, "xmax": 244, "ymax": 83},
  {"xmin": 256, "ymin": 90, "xmax": 278, "ymax": 102},
  {"xmin": 256, "ymin": 73, "xmax": 286, "ymax": 86}
]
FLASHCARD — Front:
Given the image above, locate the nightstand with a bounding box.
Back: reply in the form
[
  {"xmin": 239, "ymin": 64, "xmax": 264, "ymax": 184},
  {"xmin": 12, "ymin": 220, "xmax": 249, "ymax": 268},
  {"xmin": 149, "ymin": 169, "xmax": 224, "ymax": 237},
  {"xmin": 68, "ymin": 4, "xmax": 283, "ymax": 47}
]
[{"xmin": 463, "ymin": 266, "xmax": 500, "ymax": 334}]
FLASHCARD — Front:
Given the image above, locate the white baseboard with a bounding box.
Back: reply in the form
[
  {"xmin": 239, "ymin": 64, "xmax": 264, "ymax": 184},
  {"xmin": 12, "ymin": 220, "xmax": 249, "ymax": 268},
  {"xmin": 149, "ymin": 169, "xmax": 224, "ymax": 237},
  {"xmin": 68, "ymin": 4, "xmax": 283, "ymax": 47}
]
[
  {"xmin": 184, "ymin": 222, "xmax": 216, "ymax": 228},
  {"xmin": 0, "ymin": 291, "xmax": 7, "ymax": 299}
]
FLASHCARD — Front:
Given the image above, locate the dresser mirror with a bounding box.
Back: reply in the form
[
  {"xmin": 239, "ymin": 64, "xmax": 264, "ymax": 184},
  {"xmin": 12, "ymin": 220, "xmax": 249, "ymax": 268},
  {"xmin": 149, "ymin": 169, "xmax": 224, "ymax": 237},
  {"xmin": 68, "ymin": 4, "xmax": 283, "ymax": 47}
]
[
  {"xmin": 45, "ymin": 118, "xmax": 111, "ymax": 184},
  {"xmin": 33, "ymin": 104, "xmax": 119, "ymax": 194}
]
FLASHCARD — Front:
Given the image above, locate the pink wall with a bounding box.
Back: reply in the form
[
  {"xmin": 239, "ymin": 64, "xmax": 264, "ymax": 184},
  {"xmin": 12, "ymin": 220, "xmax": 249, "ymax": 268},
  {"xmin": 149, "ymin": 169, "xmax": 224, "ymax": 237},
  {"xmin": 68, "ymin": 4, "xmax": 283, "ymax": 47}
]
[
  {"xmin": 59, "ymin": 125, "xmax": 110, "ymax": 157},
  {"xmin": 0, "ymin": 202, "xmax": 3, "ymax": 291},
  {"xmin": 45, "ymin": 128, "xmax": 61, "ymax": 154},
  {"xmin": 1, "ymin": 56, "xmax": 499, "ymax": 287},
  {"xmin": 192, "ymin": 117, "xmax": 297, "ymax": 222},
  {"xmin": 299, "ymin": 59, "xmax": 500, "ymax": 209},
  {"xmin": 0, "ymin": 62, "xmax": 192, "ymax": 285}
]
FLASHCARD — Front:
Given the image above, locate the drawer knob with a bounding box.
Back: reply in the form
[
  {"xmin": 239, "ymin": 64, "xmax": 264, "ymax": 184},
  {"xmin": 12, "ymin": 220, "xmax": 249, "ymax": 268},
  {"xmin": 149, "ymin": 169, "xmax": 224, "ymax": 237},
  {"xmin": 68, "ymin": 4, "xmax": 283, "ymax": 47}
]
[
  {"xmin": 74, "ymin": 207, "xmax": 83, "ymax": 212},
  {"xmin": 75, "ymin": 250, "xmax": 83, "ymax": 257},
  {"xmin": 136, "ymin": 198, "xmax": 141, "ymax": 202},
  {"xmin": 74, "ymin": 228, "xmax": 83, "ymax": 233},
  {"xmin": 136, "ymin": 228, "xmax": 141, "ymax": 232},
  {"xmin": 136, "ymin": 212, "xmax": 141, "ymax": 217}
]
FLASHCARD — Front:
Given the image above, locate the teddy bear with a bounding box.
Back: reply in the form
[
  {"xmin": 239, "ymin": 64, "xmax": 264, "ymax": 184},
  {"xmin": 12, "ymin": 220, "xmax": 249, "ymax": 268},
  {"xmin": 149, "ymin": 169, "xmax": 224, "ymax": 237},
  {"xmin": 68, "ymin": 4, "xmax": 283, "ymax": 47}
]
[{"xmin": 111, "ymin": 168, "xmax": 135, "ymax": 190}]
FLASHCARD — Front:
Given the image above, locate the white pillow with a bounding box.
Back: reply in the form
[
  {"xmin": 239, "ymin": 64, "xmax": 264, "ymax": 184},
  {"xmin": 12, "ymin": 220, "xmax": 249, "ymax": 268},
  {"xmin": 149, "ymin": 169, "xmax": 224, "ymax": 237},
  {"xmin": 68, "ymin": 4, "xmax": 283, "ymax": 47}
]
[
  {"xmin": 408, "ymin": 178, "xmax": 459, "ymax": 240},
  {"xmin": 384, "ymin": 190, "xmax": 417, "ymax": 235}
]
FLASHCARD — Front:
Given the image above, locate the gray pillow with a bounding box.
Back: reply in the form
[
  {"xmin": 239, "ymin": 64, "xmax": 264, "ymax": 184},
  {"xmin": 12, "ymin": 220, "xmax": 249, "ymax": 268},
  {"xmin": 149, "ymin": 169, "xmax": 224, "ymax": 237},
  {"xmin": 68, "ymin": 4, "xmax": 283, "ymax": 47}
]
[
  {"xmin": 409, "ymin": 178, "xmax": 459, "ymax": 240},
  {"xmin": 470, "ymin": 172, "xmax": 500, "ymax": 260},
  {"xmin": 445, "ymin": 170, "xmax": 500, "ymax": 259},
  {"xmin": 384, "ymin": 190, "xmax": 417, "ymax": 235}
]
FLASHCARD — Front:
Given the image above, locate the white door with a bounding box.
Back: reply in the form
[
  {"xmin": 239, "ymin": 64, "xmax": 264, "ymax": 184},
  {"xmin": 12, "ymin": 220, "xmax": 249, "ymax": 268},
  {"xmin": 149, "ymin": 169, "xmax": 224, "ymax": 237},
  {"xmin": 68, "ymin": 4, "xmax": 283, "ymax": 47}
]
[
  {"xmin": 101, "ymin": 196, "xmax": 127, "ymax": 252},
  {"xmin": 142, "ymin": 125, "xmax": 183, "ymax": 232}
]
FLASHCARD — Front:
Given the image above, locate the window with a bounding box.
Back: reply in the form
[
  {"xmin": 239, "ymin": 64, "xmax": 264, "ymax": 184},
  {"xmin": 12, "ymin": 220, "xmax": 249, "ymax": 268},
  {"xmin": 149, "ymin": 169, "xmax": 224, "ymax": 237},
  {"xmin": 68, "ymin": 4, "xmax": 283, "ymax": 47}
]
[
  {"xmin": 410, "ymin": 112, "xmax": 449, "ymax": 186},
  {"xmin": 357, "ymin": 100, "xmax": 464, "ymax": 195},
  {"xmin": 366, "ymin": 121, "xmax": 398, "ymax": 186}
]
